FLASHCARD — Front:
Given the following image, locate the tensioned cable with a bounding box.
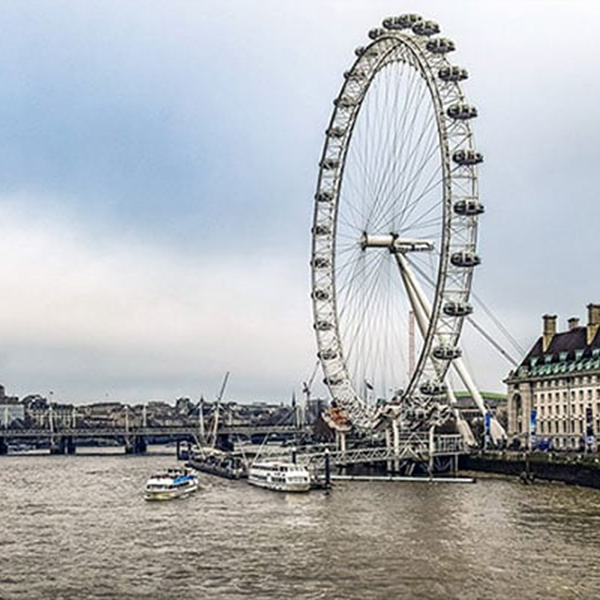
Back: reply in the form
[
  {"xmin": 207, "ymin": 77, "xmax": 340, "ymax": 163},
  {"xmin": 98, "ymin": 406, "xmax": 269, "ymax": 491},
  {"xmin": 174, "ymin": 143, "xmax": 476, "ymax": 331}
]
[{"xmin": 407, "ymin": 258, "xmax": 522, "ymax": 366}]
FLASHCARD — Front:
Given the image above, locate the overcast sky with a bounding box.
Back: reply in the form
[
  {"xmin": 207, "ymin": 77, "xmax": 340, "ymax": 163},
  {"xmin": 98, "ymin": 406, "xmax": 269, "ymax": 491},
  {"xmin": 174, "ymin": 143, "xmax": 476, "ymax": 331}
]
[{"xmin": 0, "ymin": 0, "xmax": 598, "ymax": 404}]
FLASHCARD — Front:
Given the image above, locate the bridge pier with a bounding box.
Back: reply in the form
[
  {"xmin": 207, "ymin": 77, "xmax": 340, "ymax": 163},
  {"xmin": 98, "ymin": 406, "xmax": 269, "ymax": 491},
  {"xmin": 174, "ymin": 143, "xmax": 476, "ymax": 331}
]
[
  {"xmin": 50, "ymin": 436, "xmax": 67, "ymax": 455},
  {"xmin": 385, "ymin": 428, "xmax": 393, "ymax": 472},
  {"xmin": 66, "ymin": 436, "xmax": 76, "ymax": 455},
  {"xmin": 335, "ymin": 430, "xmax": 347, "ymax": 475},
  {"xmin": 216, "ymin": 433, "xmax": 234, "ymax": 452},
  {"xmin": 176, "ymin": 440, "xmax": 192, "ymax": 460},
  {"xmin": 125, "ymin": 435, "xmax": 147, "ymax": 455},
  {"xmin": 392, "ymin": 420, "xmax": 400, "ymax": 472},
  {"xmin": 0, "ymin": 438, "xmax": 7, "ymax": 455}
]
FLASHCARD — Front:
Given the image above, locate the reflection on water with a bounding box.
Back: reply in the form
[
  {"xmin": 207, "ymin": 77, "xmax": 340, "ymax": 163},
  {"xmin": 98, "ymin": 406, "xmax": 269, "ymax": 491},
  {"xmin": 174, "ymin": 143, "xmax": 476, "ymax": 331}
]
[{"xmin": 1, "ymin": 452, "xmax": 600, "ymax": 599}]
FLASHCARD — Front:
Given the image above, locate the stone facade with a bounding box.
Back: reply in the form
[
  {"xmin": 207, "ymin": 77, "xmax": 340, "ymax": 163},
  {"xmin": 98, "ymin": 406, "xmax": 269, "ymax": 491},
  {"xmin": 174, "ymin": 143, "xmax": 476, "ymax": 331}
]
[{"xmin": 506, "ymin": 304, "xmax": 600, "ymax": 450}]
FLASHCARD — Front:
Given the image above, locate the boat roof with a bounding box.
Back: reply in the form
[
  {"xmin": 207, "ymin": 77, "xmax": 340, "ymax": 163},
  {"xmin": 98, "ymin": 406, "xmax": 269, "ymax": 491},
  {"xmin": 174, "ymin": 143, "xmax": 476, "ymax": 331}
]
[{"xmin": 251, "ymin": 460, "xmax": 308, "ymax": 469}]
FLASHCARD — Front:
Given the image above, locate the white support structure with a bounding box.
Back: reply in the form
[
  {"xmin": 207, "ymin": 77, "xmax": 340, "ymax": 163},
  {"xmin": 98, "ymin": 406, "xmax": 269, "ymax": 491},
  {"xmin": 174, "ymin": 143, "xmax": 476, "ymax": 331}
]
[
  {"xmin": 391, "ymin": 418, "xmax": 400, "ymax": 471},
  {"xmin": 385, "ymin": 427, "xmax": 393, "ymax": 472},
  {"xmin": 396, "ymin": 252, "xmax": 505, "ymax": 444},
  {"xmin": 198, "ymin": 399, "xmax": 205, "ymax": 444}
]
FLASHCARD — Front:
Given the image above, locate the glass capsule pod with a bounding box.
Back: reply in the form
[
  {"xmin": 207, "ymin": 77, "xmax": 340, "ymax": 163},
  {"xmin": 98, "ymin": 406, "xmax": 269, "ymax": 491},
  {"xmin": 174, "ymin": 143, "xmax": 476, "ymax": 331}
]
[
  {"xmin": 452, "ymin": 149, "xmax": 483, "ymax": 166},
  {"xmin": 420, "ymin": 381, "xmax": 447, "ymax": 396},
  {"xmin": 447, "ymin": 103, "xmax": 477, "ymax": 120},
  {"xmin": 312, "ymin": 257, "xmax": 330, "ymax": 269},
  {"xmin": 320, "ymin": 158, "xmax": 340, "ymax": 170},
  {"xmin": 382, "ymin": 14, "xmax": 423, "ymax": 30},
  {"xmin": 438, "ymin": 66, "xmax": 468, "ymax": 82},
  {"xmin": 413, "ymin": 20, "xmax": 440, "ymax": 36},
  {"xmin": 443, "ymin": 301, "xmax": 473, "ymax": 317},
  {"xmin": 433, "ymin": 345, "xmax": 462, "ymax": 360},
  {"xmin": 315, "ymin": 191, "xmax": 333, "ymax": 203},
  {"xmin": 453, "ymin": 198, "xmax": 484, "ymax": 216},
  {"xmin": 314, "ymin": 320, "xmax": 333, "ymax": 331},
  {"xmin": 426, "ymin": 38, "xmax": 455, "ymax": 54},
  {"xmin": 450, "ymin": 251, "xmax": 481, "ymax": 267}
]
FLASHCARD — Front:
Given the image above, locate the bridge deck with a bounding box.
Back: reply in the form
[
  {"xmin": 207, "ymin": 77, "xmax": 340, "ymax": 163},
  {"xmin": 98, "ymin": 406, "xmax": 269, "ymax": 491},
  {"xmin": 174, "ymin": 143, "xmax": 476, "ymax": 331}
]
[{"xmin": 0, "ymin": 424, "xmax": 300, "ymax": 438}]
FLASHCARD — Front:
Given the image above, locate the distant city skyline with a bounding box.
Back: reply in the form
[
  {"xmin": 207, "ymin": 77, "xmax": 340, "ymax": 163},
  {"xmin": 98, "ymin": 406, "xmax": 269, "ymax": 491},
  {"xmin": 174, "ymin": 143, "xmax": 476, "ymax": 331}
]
[{"xmin": 0, "ymin": 0, "xmax": 599, "ymax": 404}]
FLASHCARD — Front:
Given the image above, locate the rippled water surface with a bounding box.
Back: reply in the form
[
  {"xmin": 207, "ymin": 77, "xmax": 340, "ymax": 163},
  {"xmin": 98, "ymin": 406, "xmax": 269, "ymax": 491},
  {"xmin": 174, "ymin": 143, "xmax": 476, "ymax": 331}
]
[{"xmin": 2, "ymin": 451, "xmax": 600, "ymax": 599}]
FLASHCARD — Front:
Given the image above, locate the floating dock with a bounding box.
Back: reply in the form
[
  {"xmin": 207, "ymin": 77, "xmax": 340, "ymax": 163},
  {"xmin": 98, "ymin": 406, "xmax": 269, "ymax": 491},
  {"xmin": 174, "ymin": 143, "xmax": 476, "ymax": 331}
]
[{"xmin": 329, "ymin": 474, "xmax": 476, "ymax": 484}]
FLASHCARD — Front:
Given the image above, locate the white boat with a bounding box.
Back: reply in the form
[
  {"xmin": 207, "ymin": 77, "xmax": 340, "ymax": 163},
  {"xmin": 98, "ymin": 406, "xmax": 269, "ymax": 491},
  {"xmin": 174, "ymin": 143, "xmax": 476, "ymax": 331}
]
[
  {"xmin": 144, "ymin": 467, "xmax": 199, "ymax": 501},
  {"xmin": 248, "ymin": 461, "xmax": 311, "ymax": 492}
]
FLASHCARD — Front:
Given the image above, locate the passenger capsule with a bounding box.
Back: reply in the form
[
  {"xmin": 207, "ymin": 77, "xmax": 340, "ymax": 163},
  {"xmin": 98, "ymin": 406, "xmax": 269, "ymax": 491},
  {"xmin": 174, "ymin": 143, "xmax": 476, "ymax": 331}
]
[
  {"xmin": 419, "ymin": 380, "xmax": 446, "ymax": 396},
  {"xmin": 426, "ymin": 38, "xmax": 455, "ymax": 54},
  {"xmin": 412, "ymin": 20, "xmax": 440, "ymax": 36},
  {"xmin": 354, "ymin": 46, "xmax": 378, "ymax": 58},
  {"xmin": 447, "ymin": 103, "xmax": 478, "ymax": 120},
  {"xmin": 318, "ymin": 349, "xmax": 338, "ymax": 360},
  {"xmin": 438, "ymin": 66, "xmax": 468, "ymax": 82},
  {"xmin": 450, "ymin": 251, "xmax": 481, "ymax": 268},
  {"xmin": 323, "ymin": 376, "xmax": 343, "ymax": 386},
  {"xmin": 453, "ymin": 199, "xmax": 484, "ymax": 216},
  {"xmin": 368, "ymin": 27, "xmax": 387, "ymax": 40},
  {"xmin": 452, "ymin": 149, "xmax": 483, "ymax": 166},
  {"xmin": 343, "ymin": 70, "xmax": 366, "ymax": 81},
  {"xmin": 312, "ymin": 288, "xmax": 330, "ymax": 301},
  {"xmin": 443, "ymin": 301, "xmax": 473, "ymax": 317},
  {"xmin": 433, "ymin": 345, "xmax": 462, "ymax": 360},
  {"xmin": 315, "ymin": 191, "xmax": 333, "ymax": 203},
  {"xmin": 314, "ymin": 320, "xmax": 333, "ymax": 332},
  {"xmin": 312, "ymin": 257, "xmax": 330, "ymax": 269},
  {"xmin": 320, "ymin": 158, "xmax": 340, "ymax": 170},
  {"xmin": 334, "ymin": 96, "xmax": 357, "ymax": 108},
  {"xmin": 382, "ymin": 14, "xmax": 423, "ymax": 30},
  {"xmin": 312, "ymin": 224, "xmax": 331, "ymax": 236},
  {"xmin": 327, "ymin": 126, "xmax": 346, "ymax": 138}
]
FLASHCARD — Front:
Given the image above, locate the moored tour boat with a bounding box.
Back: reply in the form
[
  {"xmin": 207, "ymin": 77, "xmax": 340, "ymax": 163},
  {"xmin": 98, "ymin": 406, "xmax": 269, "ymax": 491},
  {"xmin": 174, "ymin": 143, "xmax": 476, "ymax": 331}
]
[
  {"xmin": 248, "ymin": 461, "xmax": 311, "ymax": 492},
  {"xmin": 144, "ymin": 467, "xmax": 199, "ymax": 501}
]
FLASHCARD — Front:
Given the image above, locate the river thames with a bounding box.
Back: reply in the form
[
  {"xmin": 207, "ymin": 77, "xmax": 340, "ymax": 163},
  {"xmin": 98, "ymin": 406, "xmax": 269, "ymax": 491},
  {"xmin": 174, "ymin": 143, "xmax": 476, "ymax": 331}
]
[{"xmin": 1, "ymin": 450, "xmax": 600, "ymax": 600}]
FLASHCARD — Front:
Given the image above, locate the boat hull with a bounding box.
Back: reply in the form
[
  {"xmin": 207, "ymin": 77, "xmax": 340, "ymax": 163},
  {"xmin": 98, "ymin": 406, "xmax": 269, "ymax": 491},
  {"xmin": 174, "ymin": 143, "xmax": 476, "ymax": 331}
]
[
  {"xmin": 247, "ymin": 478, "xmax": 310, "ymax": 493},
  {"xmin": 144, "ymin": 471, "xmax": 199, "ymax": 501},
  {"xmin": 248, "ymin": 461, "xmax": 311, "ymax": 493}
]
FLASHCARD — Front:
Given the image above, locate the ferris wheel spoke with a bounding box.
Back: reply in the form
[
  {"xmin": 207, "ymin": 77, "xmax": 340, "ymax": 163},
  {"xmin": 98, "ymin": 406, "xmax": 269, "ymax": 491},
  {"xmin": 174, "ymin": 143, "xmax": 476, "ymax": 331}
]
[
  {"xmin": 366, "ymin": 66, "xmax": 431, "ymax": 228},
  {"xmin": 393, "ymin": 120, "xmax": 441, "ymax": 219},
  {"xmin": 336, "ymin": 250, "xmax": 381, "ymax": 301},
  {"xmin": 372, "ymin": 135, "xmax": 442, "ymax": 233},
  {"xmin": 342, "ymin": 254, "xmax": 395, "ymax": 374},
  {"xmin": 401, "ymin": 215, "xmax": 444, "ymax": 237},
  {"xmin": 385, "ymin": 81, "xmax": 435, "ymax": 216},
  {"xmin": 369, "ymin": 109, "xmax": 440, "ymax": 232},
  {"xmin": 396, "ymin": 168, "xmax": 446, "ymax": 231},
  {"xmin": 388, "ymin": 98, "xmax": 435, "ymax": 210}
]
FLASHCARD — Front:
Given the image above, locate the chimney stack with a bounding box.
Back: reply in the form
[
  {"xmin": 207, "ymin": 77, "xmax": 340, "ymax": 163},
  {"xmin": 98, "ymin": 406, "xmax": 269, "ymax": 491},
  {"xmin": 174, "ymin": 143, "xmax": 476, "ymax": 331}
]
[
  {"xmin": 587, "ymin": 303, "xmax": 600, "ymax": 345},
  {"xmin": 568, "ymin": 317, "xmax": 580, "ymax": 331},
  {"xmin": 542, "ymin": 314, "xmax": 557, "ymax": 352}
]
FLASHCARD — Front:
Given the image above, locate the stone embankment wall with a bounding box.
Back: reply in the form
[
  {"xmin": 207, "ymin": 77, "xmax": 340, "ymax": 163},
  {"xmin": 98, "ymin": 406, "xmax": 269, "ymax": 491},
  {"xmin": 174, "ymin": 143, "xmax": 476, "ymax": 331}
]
[{"xmin": 460, "ymin": 452, "xmax": 600, "ymax": 489}]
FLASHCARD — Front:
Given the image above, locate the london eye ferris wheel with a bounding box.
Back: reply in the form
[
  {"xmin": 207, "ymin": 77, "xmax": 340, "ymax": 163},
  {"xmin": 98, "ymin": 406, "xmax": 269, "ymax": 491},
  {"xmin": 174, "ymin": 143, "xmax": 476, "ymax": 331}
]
[{"xmin": 311, "ymin": 14, "xmax": 488, "ymax": 432}]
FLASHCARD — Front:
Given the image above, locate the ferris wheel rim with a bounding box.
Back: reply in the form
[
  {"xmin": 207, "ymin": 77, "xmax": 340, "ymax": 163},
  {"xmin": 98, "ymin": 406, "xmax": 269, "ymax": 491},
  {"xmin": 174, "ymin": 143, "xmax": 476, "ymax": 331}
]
[{"xmin": 311, "ymin": 17, "xmax": 482, "ymax": 429}]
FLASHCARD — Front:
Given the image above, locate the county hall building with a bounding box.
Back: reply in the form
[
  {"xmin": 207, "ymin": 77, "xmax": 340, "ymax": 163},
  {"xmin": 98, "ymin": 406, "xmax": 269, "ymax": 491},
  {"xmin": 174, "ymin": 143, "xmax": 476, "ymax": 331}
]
[{"xmin": 506, "ymin": 303, "xmax": 600, "ymax": 449}]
